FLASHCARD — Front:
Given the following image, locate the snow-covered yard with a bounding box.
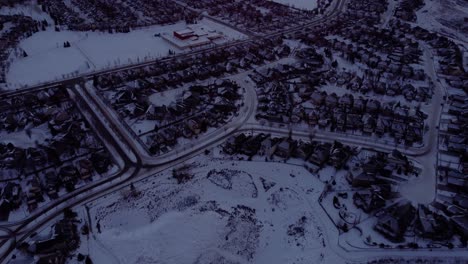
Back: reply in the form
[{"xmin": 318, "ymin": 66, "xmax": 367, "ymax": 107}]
[
  {"xmin": 5, "ymin": 18, "xmax": 247, "ymax": 88},
  {"xmin": 148, "ymin": 86, "xmax": 186, "ymax": 107},
  {"xmin": 0, "ymin": 123, "xmax": 50, "ymax": 148}
]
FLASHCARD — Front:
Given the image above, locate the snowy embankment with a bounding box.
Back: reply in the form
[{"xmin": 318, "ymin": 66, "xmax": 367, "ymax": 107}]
[
  {"xmin": 271, "ymin": 0, "xmax": 318, "ymax": 10},
  {"xmin": 5, "ymin": 18, "xmax": 246, "ymax": 88}
]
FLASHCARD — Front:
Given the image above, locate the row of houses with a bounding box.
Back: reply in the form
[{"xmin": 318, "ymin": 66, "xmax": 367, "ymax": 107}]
[
  {"xmin": 38, "ymin": 0, "xmax": 196, "ymax": 32},
  {"xmin": 147, "ymin": 110, "xmax": 226, "ymax": 155},
  {"xmin": 349, "ymin": 149, "xmax": 415, "ymax": 189},
  {"xmin": 180, "ymin": 0, "xmax": 315, "ymax": 35},
  {"xmin": 294, "ymin": 0, "xmax": 430, "ymax": 89},
  {"xmin": 107, "ymin": 79, "xmax": 241, "ymax": 121},
  {"xmin": 398, "ymin": 16, "xmax": 468, "ymax": 245},
  {"xmin": 38, "ymin": 0, "xmax": 320, "ymax": 35},
  {"xmin": 27, "ymin": 210, "xmax": 81, "ymax": 264},
  {"xmin": 106, "ymin": 80, "xmax": 239, "ymax": 122},
  {"xmin": 346, "ymin": 150, "xmax": 459, "ymax": 243},
  {"xmin": 302, "ymin": 40, "xmax": 430, "ymax": 101},
  {"xmin": 374, "ymin": 200, "xmax": 416, "ymax": 243},
  {"xmin": 243, "ymin": 36, "xmax": 428, "ymax": 147},
  {"xmin": 349, "ymin": 149, "xmax": 417, "ymax": 226},
  {"xmin": 394, "ymin": 0, "xmax": 425, "ymax": 22},
  {"xmin": 433, "ymin": 93, "xmax": 468, "ymax": 241},
  {"xmin": 0, "ymin": 90, "xmax": 113, "ymax": 221},
  {"xmin": 126, "ymin": 0, "xmax": 197, "ymax": 26},
  {"xmin": 323, "ymin": 145, "xmax": 458, "ymax": 244},
  {"xmin": 250, "ymin": 51, "xmax": 327, "ymax": 124},
  {"xmin": 396, "ymin": 21, "xmax": 466, "ymax": 82},
  {"xmin": 307, "ymin": 20, "xmax": 434, "ymax": 104},
  {"xmin": 95, "ymin": 37, "xmax": 287, "ymax": 89},
  {"xmin": 372, "ymin": 200, "xmax": 458, "ymax": 244},
  {"xmin": 0, "ymin": 87, "xmax": 68, "ymax": 113},
  {"xmin": 223, "ymin": 133, "xmax": 354, "ymax": 170},
  {"xmin": 335, "ymin": 25, "xmax": 422, "ymax": 65},
  {"xmin": 345, "ymin": 0, "xmax": 387, "ymax": 24},
  {"xmin": 0, "ymin": 136, "xmax": 112, "ymax": 220},
  {"xmin": 0, "ymin": 103, "xmax": 92, "ymax": 172},
  {"xmin": 328, "ymin": 37, "xmax": 427, "ymax": 82},
  {"xmin": 141, "ymin": 81, "xmax": 240, "ymax": 155},
  {"xmin": 255, "ymin": 73, "xmax": 426, "ymax": 145},
  {"xmin": 298, "ymin": 0, "xmax": 432, "ymax": 99},
  {"xmin": 309, "ymin": 93, "xmax": 425, "ymax": 144},
  {"xmin": 396, "ymin": 8, "xmax": 468, "ymax": 247}
]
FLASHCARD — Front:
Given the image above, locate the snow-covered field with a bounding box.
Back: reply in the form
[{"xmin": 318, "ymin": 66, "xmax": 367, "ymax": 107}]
[
  {"xmin": 4, "ymin": 18, "xmax": 247, "ymax": 88},
  {"xmin": 271, "ymin": 0, "xmax": 318, "ymax": 10},
  {"xmin": 83, "ymin": 156, "xmax": 345, "ymax": 264}
]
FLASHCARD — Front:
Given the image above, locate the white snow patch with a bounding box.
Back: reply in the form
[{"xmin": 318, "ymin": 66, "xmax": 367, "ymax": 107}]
[
  {"xmin": 148, "ymin": 87, "xmax": 185, "ymax": 106},
  {"xmin": 99, "ymin": 210, "xmax": 225, "ymax": 264},
  {"xmin": 0, "ymin": 123, "xmax": 50, "ymax": 148},
  {"xmin": 271, "ymin": 0, "xmax": 318, "ymax": 10}
]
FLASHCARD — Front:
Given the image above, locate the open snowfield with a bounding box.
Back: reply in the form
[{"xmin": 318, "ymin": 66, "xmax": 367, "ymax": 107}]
[
  {"xmin": 4, "ymin": 18, "xmax": 247, "ymax": 88},
  {"xmin": 271, "ymin": 0, "xmax": 318, "ymax": 10},
  {"xmin": 79, "ymin": 154, "xmax": 468, "ymax": 264},
  {"xmin": 83, "ymin": 156, "xmax": 347, "ymax": 264}
]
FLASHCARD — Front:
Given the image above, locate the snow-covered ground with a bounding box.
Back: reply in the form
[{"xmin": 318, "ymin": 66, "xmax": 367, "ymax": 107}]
[
  {"xmin": 271, "ymin": 0, "xmax": 318, "ymax": 10},
  {"xmin": 148, "ymin": 86, "xmax": 186, "ymax": 107},
  {"xmin": 82, "ymin": 156, "xmax": 345, "ymax": 264},
  {"xmin": 0, "ymin": 123, "xmax": 50, "ymax": 148},
  {"xmin": 416, "ymin": 0, "xmax": 468, "ymax": 44},
  {"xmin": 75, "ymin": 152, "xmax": 467, "ymax": 264},
  {"xmin": 0, "ymin": 2, "xmax": 53, "ymax": 23},
  {"xmin": 5, "ymin": 18, "xmax": 247, "ymax": 88}
]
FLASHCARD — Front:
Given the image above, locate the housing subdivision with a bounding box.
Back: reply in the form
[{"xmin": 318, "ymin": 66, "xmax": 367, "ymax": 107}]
[{"xmin": 0, "ymin": 0, "xmax": 466, "ymax": 264}]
